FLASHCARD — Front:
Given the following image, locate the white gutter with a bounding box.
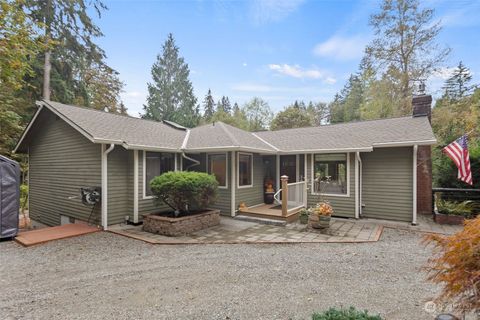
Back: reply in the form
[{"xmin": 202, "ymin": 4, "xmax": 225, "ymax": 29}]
[
  {"xmin": 133, "ymin": 149, "xmax": 139, "ymax": 223},
  {"xmin": 372, "ymin": 139, "xmax": 437, "ymax": 147},
  {"xmin": 101, "ymin": 144, "xmax": 115, "ymax": 230},
  {"xmin": 412, "ymin": 145, "xmax": 418, "ymax": 225}
]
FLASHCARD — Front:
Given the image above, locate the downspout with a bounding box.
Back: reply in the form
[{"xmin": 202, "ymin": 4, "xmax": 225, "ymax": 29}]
[
  {"xmin": 181, "ymin": 153, "xmax": 200, "ymax": 170},
  {"xmin": 133, "ymin": 150, "xmax": 139, "ymax": 223},
  {"xmin": 357, "ymin": 152, "xmax": 363, "ymax": 216},
  {"xmin": 355, "ymin": 152, "xmax": 359, "ymax": 219},
  {"xmin": 412, "ymin": 145, "xmax": 418, "ymax": 225},
  {"xmin": 180, "ymin": 129, "xmax": 200, "ymax": 171},
  {"xmin": 231, "ymin": 151, "xmax": 236, "ymax": 217},
  {"xmin": 101, "ymin": 144, "xmax": 115, "ymax": 230}
]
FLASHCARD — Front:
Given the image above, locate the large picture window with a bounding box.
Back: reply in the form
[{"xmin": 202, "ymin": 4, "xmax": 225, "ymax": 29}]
[
  {"xmin": 208, "ymin": 153, "xmax": 227, "ymax": 188},
  {"xmin": 313, "ymin": 153, "xmax": 348, "ymax": 195},
  {"xmin": 144, "ymin": 152, "xmax": 175, "ymax": 197},
  {"xmin": 238, "ymin": 153, "xmax": 253, "ymax": 187}
]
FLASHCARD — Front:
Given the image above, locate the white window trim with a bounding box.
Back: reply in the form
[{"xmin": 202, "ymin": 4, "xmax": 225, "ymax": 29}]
[
  {"xmin": 237, "ymin": 152, "xmax": 254, "ymax": 189},
  {"xmin": 310, "ymin": 152, "xmax": 350, "ymax": 198},
  {"xmin": 207, "ymin": 152, "xmax": 228, "ymax": 189},
  {"xmin": 142, "ymin": 150, "xmax": 177, "ymax": 200}
]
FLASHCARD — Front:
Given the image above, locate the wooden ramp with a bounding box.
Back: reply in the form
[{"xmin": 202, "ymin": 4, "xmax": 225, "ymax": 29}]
[{"xmin": 15, "ymin": 223, "xmax": 100, "ymax": 247}]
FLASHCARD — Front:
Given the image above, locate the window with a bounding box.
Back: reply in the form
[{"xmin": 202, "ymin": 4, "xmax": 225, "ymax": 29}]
[
  {"xmin": 313, "ymin": 153, "xmax": 348, "ymax": 195},
  {"xmin": 144, "ymin": 152, "xmax": 175, "ymax": 197},
  {"xmin": 238, "ymin": 153, "xmax": 253, "ymax": 187},
  {"xmin": 208, "ymin": 153, "xmax": 227, "ymax": 188}
]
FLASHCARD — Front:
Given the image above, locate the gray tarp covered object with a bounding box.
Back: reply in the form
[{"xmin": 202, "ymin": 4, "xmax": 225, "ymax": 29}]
[{"xmin": 0, "ymin": 155, "xmax": 20, "ymax": 238}]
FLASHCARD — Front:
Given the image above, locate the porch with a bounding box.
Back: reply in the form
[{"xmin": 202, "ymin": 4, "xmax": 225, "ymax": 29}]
[{"xmin": 236, "ymin": 177, "xmax": 307, "ymax": 224}]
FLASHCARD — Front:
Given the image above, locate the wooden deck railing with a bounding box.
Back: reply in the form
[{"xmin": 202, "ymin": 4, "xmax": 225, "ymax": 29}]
[{"xmin": 277, "ymin": 175, "xmax": 307, "ymax": 216}]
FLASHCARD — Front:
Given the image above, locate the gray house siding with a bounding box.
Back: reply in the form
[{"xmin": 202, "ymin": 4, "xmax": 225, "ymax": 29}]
[
  {"xmin": 137, "ymin": 151, "xmax": 172, "ymax": 218},
  {"xmin": 306, "ymin": 153, "xmax": 355, "ymax": 218},
  {"xmin": 28, "ymin": 109, "xmax": 101, "ymax": 226},
  {"xmin": 186, "ymin": 152, "xmax": 232, "ymax": 216},
  {"xmin": 106, "ymin": 147, "xmax": 130, "ymax": 225},
  {"xmin": 361, "ymin": 147, "xmax": 413, "ymax": 222},
  {"xmin": 235, "ymin": 152, "xmax": 264, "ymax": 208}
]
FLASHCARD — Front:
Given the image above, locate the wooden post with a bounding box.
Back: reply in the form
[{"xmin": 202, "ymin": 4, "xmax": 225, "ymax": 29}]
[{"xmin": 281, "ymin": 175, "xmax": 288, "ymax": 217}]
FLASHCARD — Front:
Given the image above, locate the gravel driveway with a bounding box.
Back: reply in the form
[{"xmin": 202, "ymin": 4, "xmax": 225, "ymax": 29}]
[{"xmin": 0, "ymin": 228, "xmax": 439, "ymax": 320}]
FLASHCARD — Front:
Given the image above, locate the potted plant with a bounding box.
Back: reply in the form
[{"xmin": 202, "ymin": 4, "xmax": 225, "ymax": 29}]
[
  {"xmin": 434, "ymin": 198, "xmax": 476, "ymax": 225},
  {"xmin": 308, "ymin": 176, "xmax": 334, "ymax": 229},
  {"xmin": 298, "ymin": 208, "xmax": 309, "ymax": 224}
]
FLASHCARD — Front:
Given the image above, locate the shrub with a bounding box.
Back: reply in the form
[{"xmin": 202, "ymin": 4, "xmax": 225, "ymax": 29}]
[
  {"xmin": 423, "ymin": 215, "xmax": 480, "ymax": 314},
  {"xmin": 312, "ymin": 307, "xmax": 382, "ymax": 320},
  {"xmin": 150, "ymin": 171, "xmax": 218, "ymax": 216},
  {"xmin": 436, "ymin": 199, "xmax": 477, "ymax": 218},
  {"xmin": 20, "ymin": 184, "xmax": 28, "ymax": 210}
]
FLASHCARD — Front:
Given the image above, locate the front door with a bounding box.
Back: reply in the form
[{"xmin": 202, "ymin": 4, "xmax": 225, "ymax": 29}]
[{"xmin": 280, "ymin": 155, "xmax": 297, "ymax": 183}]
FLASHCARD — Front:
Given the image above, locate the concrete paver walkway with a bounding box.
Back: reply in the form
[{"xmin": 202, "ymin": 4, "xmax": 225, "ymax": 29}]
[{"xmin": 109, "ymin": 217, "xmax": 383, "ymax": 244}]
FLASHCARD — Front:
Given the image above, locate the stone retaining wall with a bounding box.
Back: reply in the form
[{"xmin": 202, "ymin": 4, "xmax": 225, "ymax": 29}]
[{"xmin": 142, "ymin": 209, "xmax": 220, "ymax": 236}]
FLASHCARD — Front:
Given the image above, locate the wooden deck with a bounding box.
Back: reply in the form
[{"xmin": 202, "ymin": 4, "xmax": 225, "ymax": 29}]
[
  {"xmin": 237, "ymin": 203, "xmax": 303, "ymax": 223},
  {"xmin": 15, "ymin": 223, "xmax": 100, "ymax": 247}
]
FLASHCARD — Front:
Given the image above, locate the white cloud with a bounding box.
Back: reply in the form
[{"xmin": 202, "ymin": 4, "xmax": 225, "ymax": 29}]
[
  {"xmin": 267, "ymin": 64, "xmax": 336, "ymax": 84},
  {"xmin": 431, "ymin": 67, "xmax": 456, "ymax": 81},
  {"xmin": 313, "ymin": 35, "xmax": 369, "ymax": 61},
  {"xmin": 250, "ymin": 0, "xmax": 305, "ymax": 25},
  {"xmin": 242, "ymin": 62, "xmax": 248, "ymax": 67}
]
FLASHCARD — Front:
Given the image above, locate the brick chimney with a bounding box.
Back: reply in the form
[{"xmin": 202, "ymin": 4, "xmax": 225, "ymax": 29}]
[
  {"xmin": 412, "ymin": 94, "xmax": 433, "ymax": 215},
  {"xmin": 412, "ymin": 94, "xmax": 432, "ymax": 122}
]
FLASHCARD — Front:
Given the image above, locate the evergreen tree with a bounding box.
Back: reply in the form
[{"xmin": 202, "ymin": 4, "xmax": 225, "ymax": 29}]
[
  {"xmin": 22, "ymin": 0, "xmax": 124, "ymax": 112},
  {"xmin": 232, "ymin": 102, "xmax": 240, "ymax": 114},
  {"xmin": 202, "ymin": 89, "xmax": 215, "ymax": 120},
  {"xmin": 143, "ymin": 34, "xmax": 199, "ymax": 127},
  {"xmin": 443, "ymin": 62, "xmax": 474, "ymax": 100},
  {"xmin": 216, "ymin": 96, "xmax": 231, "ymax": 114}
]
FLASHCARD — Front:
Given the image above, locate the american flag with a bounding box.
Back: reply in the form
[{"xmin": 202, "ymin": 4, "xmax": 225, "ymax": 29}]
[{"xmin": 443, "ymin": 135, "xmax": 473, "ymax": 185}]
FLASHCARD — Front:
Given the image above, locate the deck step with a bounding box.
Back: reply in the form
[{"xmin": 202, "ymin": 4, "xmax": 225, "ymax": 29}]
[{"xmin": 234, "ymin": 215, "xmax": 287, "ymax": 226}]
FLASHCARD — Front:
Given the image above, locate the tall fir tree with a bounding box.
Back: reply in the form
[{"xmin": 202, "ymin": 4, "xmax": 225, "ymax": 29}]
[
  {"xmin": 442, "ymin": 62, "xmax": 474, "ymax": 100},
  {"xmin": 143, "ymin": 33, "xmax": 199, "ymax": 127},
  {"xmin": 202, "ymin": 89, "xmax": 215, "ymax": 120},
  {"xmin": 23, "ymin": 0, "xmax": 124, "ymax": 113},
  {"xmin": 216, "ymin": 96, "xmax": 231, "ymax": 114}
]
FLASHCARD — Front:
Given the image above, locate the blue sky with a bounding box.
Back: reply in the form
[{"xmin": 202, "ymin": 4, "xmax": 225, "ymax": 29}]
[{"xmin": 93, "ymin": 0, "xmax": 480, "ymax": 116}]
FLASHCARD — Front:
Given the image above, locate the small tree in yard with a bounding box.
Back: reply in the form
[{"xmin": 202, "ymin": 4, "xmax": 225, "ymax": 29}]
[
  {"xmin": 423, "ymin": 216, "xmax": 480, "ymax": 315},
  {"xmin": 150, "ymin": 171, "xmax": 218, "ymax": 217}
]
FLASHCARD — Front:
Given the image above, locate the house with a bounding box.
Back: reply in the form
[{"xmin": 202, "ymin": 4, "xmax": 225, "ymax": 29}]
[{"xmin": 13, "ymin": 95, "xmax": 436, "ymax": 229}]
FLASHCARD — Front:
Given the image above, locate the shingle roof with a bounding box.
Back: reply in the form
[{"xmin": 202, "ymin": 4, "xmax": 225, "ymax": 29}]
[
  {"xmin": 41, "ymin": 100, "xmax": 187, "ymax": 151},
  {"xmin": 15, "ymin": 100, "xmax": 436, "ymax": 154},
  {"xmin": 255, "ymin": 116, "xmax": 436, "ymax": 152},
  {"xmin": 186, "ymin": 122, "xmax": 276, "ymax": 152}
]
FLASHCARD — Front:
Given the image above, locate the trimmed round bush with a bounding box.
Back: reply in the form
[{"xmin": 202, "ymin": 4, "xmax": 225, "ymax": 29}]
[{"xmin": 150, "ymin": 171, "xmax": 218, "ymax": 216}]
